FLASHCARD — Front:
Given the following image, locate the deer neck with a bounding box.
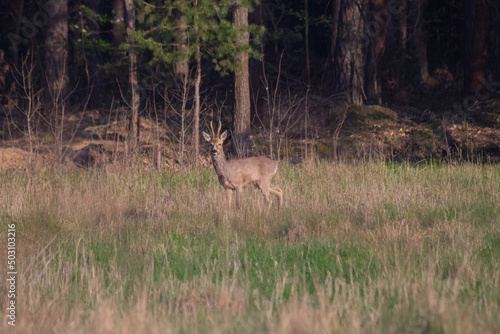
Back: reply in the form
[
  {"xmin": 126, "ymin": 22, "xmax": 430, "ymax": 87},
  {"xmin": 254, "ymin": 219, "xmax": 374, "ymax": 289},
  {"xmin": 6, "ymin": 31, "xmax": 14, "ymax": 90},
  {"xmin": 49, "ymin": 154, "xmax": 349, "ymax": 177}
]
[{"xmin": 211, "ymin": 151, "xmax": 228, "ymax": 175}]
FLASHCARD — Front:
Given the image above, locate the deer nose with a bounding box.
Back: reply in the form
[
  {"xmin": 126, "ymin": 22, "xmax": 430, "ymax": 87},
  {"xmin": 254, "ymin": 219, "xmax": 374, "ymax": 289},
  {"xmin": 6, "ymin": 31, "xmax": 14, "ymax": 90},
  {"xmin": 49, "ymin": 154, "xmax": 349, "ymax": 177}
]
[{"xmin": 211, "ymin": 147, "xmax": 218, "ymax": 154}]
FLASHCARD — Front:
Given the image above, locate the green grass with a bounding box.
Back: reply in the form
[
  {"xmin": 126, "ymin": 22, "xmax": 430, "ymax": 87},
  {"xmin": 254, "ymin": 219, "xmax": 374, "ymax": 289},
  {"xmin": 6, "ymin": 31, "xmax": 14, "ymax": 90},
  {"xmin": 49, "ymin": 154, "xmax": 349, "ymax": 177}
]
[{"xmin": 1, "ymin": 161, "xmax": 499, "ymax": 333}]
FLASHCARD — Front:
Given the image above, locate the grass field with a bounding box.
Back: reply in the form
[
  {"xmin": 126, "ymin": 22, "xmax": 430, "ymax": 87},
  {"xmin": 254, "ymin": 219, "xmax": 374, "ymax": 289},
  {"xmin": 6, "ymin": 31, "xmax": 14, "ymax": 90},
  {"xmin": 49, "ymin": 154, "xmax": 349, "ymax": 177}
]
[{"xmin": 1, "ymin": 161, "xmax": 500, "ymax": 333}]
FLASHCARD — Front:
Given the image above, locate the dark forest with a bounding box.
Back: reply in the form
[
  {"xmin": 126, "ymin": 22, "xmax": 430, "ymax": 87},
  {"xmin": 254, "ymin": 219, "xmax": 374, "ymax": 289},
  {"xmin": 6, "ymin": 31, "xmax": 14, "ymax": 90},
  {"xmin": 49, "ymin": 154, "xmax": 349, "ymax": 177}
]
[{"xmin": 1, "ymin": 0, "xmax": 499, "ymax": 166}]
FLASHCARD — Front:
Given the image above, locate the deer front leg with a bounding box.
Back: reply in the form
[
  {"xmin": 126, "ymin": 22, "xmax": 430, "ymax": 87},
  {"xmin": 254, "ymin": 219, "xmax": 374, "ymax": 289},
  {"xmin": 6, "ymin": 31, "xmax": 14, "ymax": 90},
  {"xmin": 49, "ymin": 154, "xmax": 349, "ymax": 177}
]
[
  {"xmin": 235, "ymin": 186, "xmax": 243, "ymax": 209},
  {"xmin": 225, "ymin": 188, "xmax": 233, "ymax": 209}
]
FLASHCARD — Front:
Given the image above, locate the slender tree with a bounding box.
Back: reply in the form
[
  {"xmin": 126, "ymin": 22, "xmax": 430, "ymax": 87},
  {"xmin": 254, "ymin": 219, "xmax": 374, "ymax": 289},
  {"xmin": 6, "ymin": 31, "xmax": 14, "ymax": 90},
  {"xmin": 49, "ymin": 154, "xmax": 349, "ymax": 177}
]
[
  {"xmin": 399, "ymin": 0, "xmax": 407, "ymax": 51},
  {"xmin": 12, "ymin": 0, "xmax": 25, "ymax": 66},
  {"xmin": 330, "ymin": 0, "xmax": 341, "ymax": 65},
  {"xmin": 365, "ymin": 0, "xmax": 387, "ymax": 104},
  {"xmin": 45, "ymin": 0, "xmax": 69, "ymax": 105},
  {"xmin": 410, "ymin": 0, "xmax": 429, "ymax": 84},
  {"xmin": 397, "ymin": 0, "xmax": 407, "ymax": 93},
  {"xmin": 304, "ymin": 0, "xmax": 310, "ymax": 87},
  {"xmin": 124, "ymin": 0, "xmax": 140, "ymax": 156},
  {"xmin": 232, "ymin": 0, "xmax": 251, "ymax": 155},
  {"xmin": 249, "ymin": 0, "xmax": 265, "ymax": 125},
  {"xmin": 174, "ymin": 2, "xmax": 189, "ymax": 81},
  {"xmin": 85, "ymin": 0, "xmax": 106, "ymax": 108},
  {"xmin": 193, "ymin": 0, "xmax": 201, "ymax": 165}
]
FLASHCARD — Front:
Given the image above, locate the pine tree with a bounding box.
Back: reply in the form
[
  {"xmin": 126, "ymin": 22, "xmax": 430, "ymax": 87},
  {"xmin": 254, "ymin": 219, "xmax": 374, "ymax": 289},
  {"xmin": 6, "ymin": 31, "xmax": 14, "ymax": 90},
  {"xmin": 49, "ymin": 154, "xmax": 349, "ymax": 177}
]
[
  {"xmin": 333, "ymin": 0, "xmax": 368, "ymax": 105},
  {"xmin": 232, "ymin": 0, "xmax": 251, "ymax": 156},
  {"xmin": 124, "ymin": 0, "xmax": 140, "ymax": 157},
  {"xmin": 134, "ymin": 0, "xmax": 261, "ymax": 160},
  {"xmin": 45, "ymin": 0, "xmax": 69, "ymax": 107},
  {"xmin": 365, "ymin": 0, "xmax": 387, "ymax": 105}
]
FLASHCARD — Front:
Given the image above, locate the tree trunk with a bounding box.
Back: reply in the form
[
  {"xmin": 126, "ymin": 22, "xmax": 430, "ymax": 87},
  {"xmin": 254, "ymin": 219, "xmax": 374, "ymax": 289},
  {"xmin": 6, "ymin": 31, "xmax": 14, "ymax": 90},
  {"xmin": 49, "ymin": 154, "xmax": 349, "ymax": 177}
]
[
  {"xmin": 330, "ymin": 0, "xmax": 341, "ymax": 64},
  {"xmin": 113, "ymin": 0, "xmax": 125, "ymax": 20},
  {"xmin": 410, "ymin": 0, "xmax": 429, "ymax": 84},
  {"xmin": 174, "ymin": 5, "xmax": 189, "ymax": 81},
  {"xmin": 12, "ymin": 0, "xmax": 25, "ymax": 66},
  {"xmin": 112, "ymin": 0, "xmax": 126, "ymax": 44},
  {"xmin": 465, "ymin": 0, "xmax": 492, "ymax": 94},
  {"xmin": 193, "ymin": 50, "xmax": 201, "ymax": 165},
  {"xmin": 399, "ymin": 0, "xmax": 407, "ymax": 51},
  {"xmin": 464, "ymin": 0, "xmax": 476, "ymax": 91},
  {"xmin": 232, "ymin": 1, "xmax": 251, "ymax": 156},
  {"xmin": 124, "ymin": 0, "xmax": 139, "ymax": 156},
  {"xmin": 386, "ymin": 0, "xmax": 407, "ymax": 104},
  {"xmin": 249, "ymin": 0, "xmax": 265, "ymax": 125},
  {"xmin": 333, "ymin": 0, "xmax": 367, "ymax": 105},
  {"xmin": 365, "ymin": 0, "xmax": 387, "ymax": 105},
  {"xmin": 305, "ymin": 0, "xmax": 311, "ymax": 87},
  {"xmin": 397, "ymin": 0, "xmax": 407, "ymax": 89},
  {"xmin": 193, "ymin": 2, "xmax": 201, "ymax": 166},
  {"xmin": 45, "ymin": 0, "xmax": 68, "ymax": 105},
  {"xmin": 87, "ymin": 0, "xmax": 105, "ymax": 108}
]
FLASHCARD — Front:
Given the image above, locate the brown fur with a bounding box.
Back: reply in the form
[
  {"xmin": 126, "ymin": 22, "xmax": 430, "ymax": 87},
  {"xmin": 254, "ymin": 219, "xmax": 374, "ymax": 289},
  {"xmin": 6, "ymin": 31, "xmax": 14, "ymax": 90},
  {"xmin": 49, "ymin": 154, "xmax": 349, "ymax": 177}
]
[{"xmin": 202, "ymin": 126, "xmax": 283, "ymax": 210}]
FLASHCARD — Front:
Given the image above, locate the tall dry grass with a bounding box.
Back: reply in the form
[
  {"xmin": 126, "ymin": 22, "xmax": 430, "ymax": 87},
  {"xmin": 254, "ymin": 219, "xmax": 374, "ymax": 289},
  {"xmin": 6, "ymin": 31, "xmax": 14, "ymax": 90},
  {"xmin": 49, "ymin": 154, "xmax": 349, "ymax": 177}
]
[{"xmin": 1, "ymin": 161, "xmax": 499, "ymax": 333}]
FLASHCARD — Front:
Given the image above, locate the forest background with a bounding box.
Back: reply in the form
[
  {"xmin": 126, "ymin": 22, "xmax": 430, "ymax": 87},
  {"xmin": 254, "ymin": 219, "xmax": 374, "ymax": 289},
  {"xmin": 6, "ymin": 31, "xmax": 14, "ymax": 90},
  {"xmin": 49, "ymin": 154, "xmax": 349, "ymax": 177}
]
[{"xmin": 0, "ymin": 0, "xmax": 499, "ymax": 167}]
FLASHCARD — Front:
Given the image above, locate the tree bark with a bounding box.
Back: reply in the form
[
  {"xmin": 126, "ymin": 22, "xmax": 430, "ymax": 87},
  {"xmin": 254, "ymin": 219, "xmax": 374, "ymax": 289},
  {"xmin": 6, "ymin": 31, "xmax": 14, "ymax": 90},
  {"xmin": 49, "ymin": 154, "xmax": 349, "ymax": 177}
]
[
  {"xmin": 385, "ymin": 0, "xmax": 407, "ymax": 103},
  {"xmin": 333, "ymin": 0, "xmax": 367, "ymax": 105},
  {"xmin": 232, "ymin": 1, "xmax": 251, "ymax": 156},
  {"xmin": 305, "ymin": 0, "xmax": 311, "ymax": 87},
  {"xmin": 399, "ymin": 0, "xmax": 407, "ymax": 51},
  {"xmin": 193, "ymin": 2, "xmax": 201, "ymax": 166},
  {"xmin": 12, "ymin": 0, "xmax": 25, "ymax": 66},
  {"xmin": 464, "ymin": 0, "xmax": 476, "ymax": 91},
  {"xmin": 249, "ymin": 0, "xmax": 265, "ymax": 125},
  {"xmin": 193, "ymin": 49, "xmax": 201, "ymax": 165},
  {"xmin": 45, "ymin": 0, "xmax": 68, "ymax": 105},
  {"xmin": 113, "ymin": 0, "xmax": 125, "ymax": 21},
  {"xmin": 124, "ymin": 0, "xmax": 139, "ymax": 156},
  {"xmin": 410, "ymin": 0, "xmax": 429, "ymax": 84},
  {"xmin": 397, "ymin": 0, "xmax": 407, "ymax": 88},
  {"xmin": 87, "ymin": 0, "xmax": 105, "ymax": 108},
  {"xmin": 330, "ymin": 0, "xmax": 341, "ymax": 64},
  {"xmin": 365, "ymin": 0, "xmax": 387, "ymax": 105},
  {"xmin": 465, "ymin": 0, "xmax": 492, "ymax": 94},
  {"xmin": 174, "ymin": 5, "xmax": 189, "ymax": 81},
  {"xmin": 112, "ymin": 0, "xmax": 126, "ymax": 44}
]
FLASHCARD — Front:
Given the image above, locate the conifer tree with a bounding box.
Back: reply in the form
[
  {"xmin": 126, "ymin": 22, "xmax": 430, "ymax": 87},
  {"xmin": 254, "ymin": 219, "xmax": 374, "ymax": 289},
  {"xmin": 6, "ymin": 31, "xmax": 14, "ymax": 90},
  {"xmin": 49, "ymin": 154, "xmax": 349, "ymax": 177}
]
[{"xmin": 134, "ymin": 0, "xmax": 261, "ymax": 160}]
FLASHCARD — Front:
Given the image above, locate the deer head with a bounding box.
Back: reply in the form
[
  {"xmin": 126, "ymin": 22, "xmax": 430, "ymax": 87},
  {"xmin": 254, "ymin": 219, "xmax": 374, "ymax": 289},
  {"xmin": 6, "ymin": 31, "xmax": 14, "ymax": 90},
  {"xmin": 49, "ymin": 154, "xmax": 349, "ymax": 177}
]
[{"xmin": 202, "ymin": 121, "xmax": 227, "ymax": 157}]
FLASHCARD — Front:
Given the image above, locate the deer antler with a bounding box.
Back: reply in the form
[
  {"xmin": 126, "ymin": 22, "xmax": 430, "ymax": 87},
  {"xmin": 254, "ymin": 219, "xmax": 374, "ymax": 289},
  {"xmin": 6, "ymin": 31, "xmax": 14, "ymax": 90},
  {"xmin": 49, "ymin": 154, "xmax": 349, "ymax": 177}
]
[
  {"xmin": 217, "ymin": 119, "xmax": 221, "ymax": 138},
  {"xmin": 210, "ymin": 121, "xmax": 215, "ymax": 137}
]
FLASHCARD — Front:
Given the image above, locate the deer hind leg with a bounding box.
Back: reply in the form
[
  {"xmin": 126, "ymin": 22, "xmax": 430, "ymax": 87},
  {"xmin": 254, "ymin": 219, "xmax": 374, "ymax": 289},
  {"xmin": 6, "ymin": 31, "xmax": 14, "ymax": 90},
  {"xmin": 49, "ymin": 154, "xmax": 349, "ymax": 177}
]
[
  {"xmin": 270, "ymin": 185, "xmax": 283, "ymax": 210},
  {"xmin": 225, "ymin": 188, "xmax": 233, "ymax": 209}
]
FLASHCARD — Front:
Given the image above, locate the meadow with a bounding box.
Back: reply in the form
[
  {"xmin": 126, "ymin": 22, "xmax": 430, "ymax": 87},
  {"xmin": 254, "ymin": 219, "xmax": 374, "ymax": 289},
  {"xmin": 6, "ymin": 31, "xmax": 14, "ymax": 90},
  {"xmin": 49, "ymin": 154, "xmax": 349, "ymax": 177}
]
[{"xmin": 1, "ymin": 161, "xmax": 499, "ymax": 333}]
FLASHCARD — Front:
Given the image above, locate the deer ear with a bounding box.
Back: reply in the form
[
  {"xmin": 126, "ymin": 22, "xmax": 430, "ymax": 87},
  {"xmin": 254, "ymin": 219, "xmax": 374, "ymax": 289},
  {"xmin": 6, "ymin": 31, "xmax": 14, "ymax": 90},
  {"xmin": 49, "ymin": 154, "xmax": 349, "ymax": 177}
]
[
  {"xmin": 202, "ymin": 131, "xmax": 211, "ymax": 142},
  {"xmin": 220, "ymin": 130, "xmax": 228, "ymax": 141}
]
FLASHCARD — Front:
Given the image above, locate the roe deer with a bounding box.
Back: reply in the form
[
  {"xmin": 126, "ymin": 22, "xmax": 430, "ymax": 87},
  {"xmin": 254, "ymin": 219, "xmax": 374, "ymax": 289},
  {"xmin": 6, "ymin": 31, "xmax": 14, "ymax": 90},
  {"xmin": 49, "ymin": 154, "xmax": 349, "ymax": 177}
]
[{"xmin": 202, "ymin": 122, "xmax": 283, "ymax": 210}]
